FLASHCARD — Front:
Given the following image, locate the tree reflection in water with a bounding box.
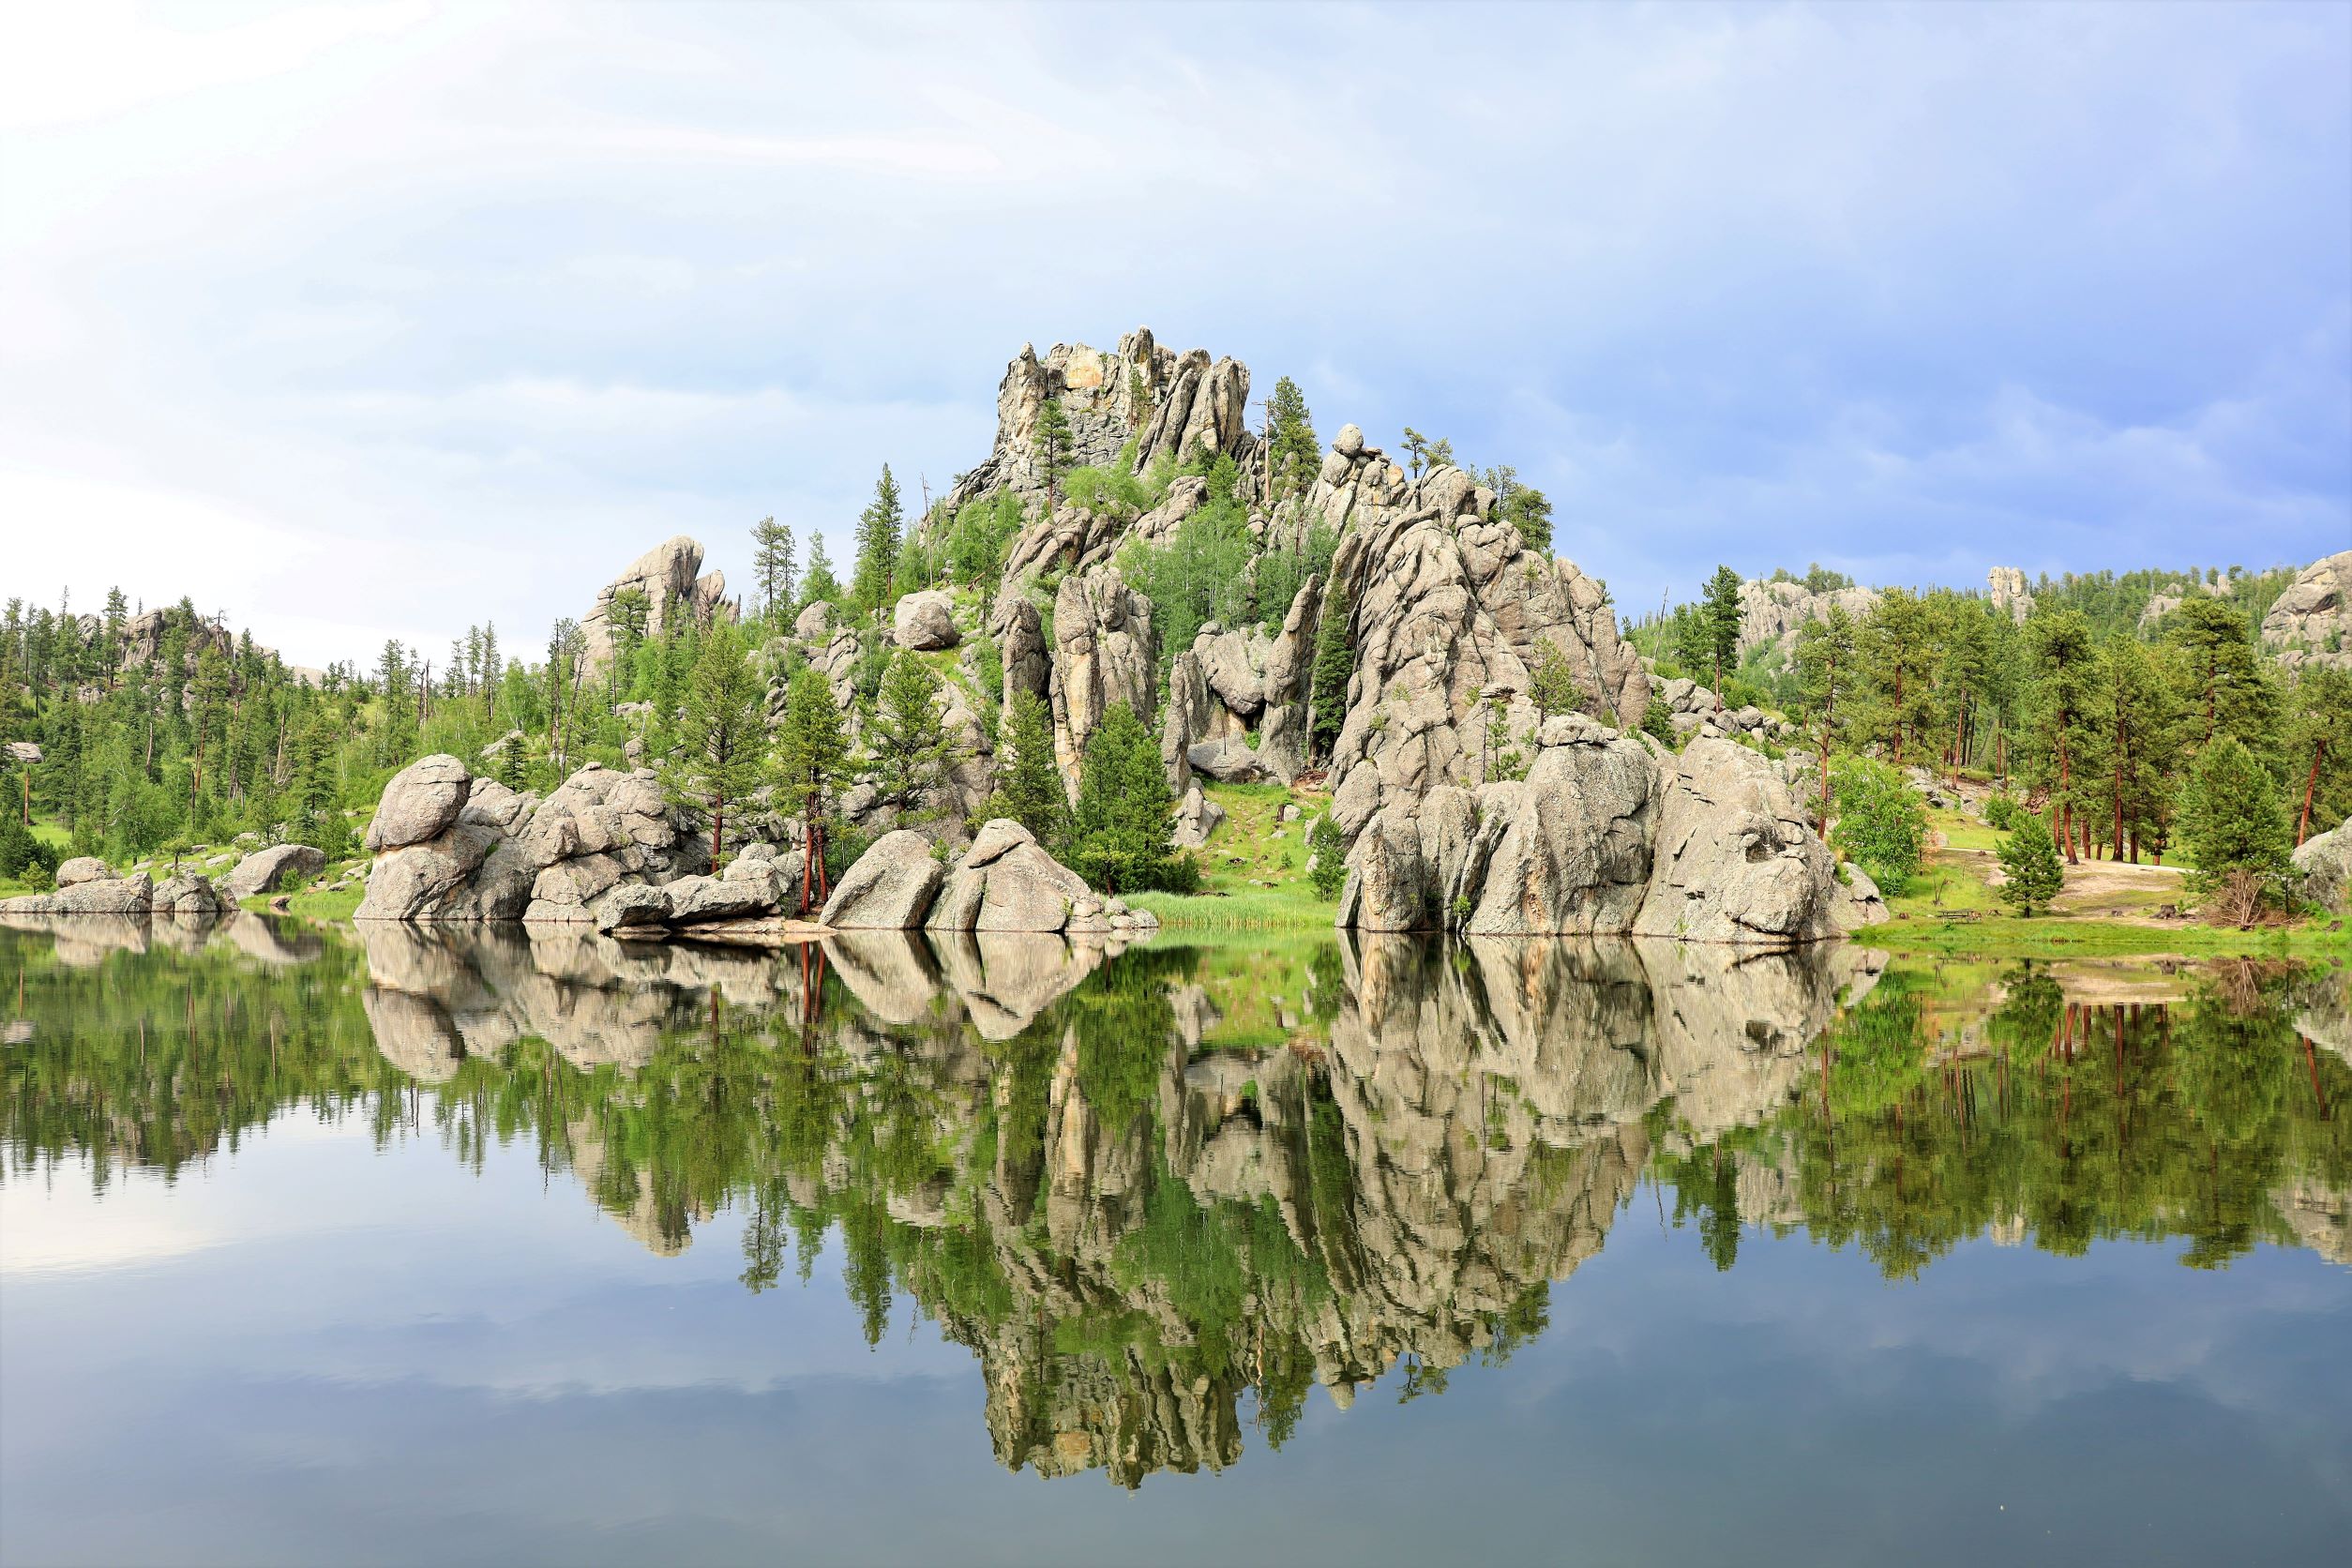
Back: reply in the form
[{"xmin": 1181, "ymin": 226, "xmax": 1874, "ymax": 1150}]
[{"xmin": 3, "ymin": 913, "xmax": 2344, "ymax": 1485}]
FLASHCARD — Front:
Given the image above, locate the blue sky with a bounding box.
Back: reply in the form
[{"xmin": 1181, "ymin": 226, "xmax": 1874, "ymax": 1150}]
[{"xmin": 4, "ymin": 1, "xmax": 2347, "ymax": 666}]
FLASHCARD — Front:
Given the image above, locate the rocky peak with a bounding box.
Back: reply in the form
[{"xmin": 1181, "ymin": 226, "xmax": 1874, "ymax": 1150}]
[
  {"xmin": 1736, "ymin": 577, "xmax": 1879, "ymax": 658},
  {"xmin": 581, "ymin": 535, "xmax": 731, "ymax": 671},
  {"xmin": 1986, "ymin": 565, "xmax": 2034, "ymax": 624},
  {"xmin": 2261, "ymin": 549, "xmax": 2352, "ymax": 674},
  {"xmin": 942, "ymin": 328, "xmax": 1258, "ymax": 515}
]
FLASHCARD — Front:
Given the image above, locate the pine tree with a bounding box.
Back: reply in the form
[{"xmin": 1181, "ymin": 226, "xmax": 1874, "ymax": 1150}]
[
  {"xmin": 863, "ymin": 651, "xmax": 953, "ymax": 818},
  {"xmin": 774, "ymin": 667, "xmax": 852, "ymax": 912},
  {"xmin": 2166, "ymin": 595, "xmax": 2276, "ymax": 754},
  {"xmin": 666, "ymin": 625, "xmax": 769, "ymax": 873},
  {"xmin": 1702, "ymin": 565, "xmax": 1743, "ymax": 705},
  {"xmin": 1401, "ymin": 428, "xmax": 1429, "ymax": 477},
  {"xmin": 1528, "ymin": 639, "xmax": 1580, "ymax": 721},
  {"xmin": 1033, "ymin": 397, "xmax": 1072, "ymax": 506},
  {"xmin": 1309, "ymin": 577, "xmax": 1353, "ymax": 764},
  {"xmin": 852, "ymin": 467, "xmax": 904, "ymax": 627},
  {"xmin": 801, "ymin": 535, "xmax": 842, "ymax": 610},
  {"xmin": 1996, "ymin": 813, "xmax": 2064, "ymax": 917},
  {"xmin": 751, "ymin": 517, "xmax": 796, "ymax": 626},
  {"xmin": 2181, "ymin": 736, "xmax": 2292, "ymax": 915},
  {"xmin": 1265, "ymin": 376, "xmax": 1319, "ymax": 499},
  {"xmin": 2025, "ymin": 611, "xmax": 2098, "ymax": 863},
  {"xmin": 996, "ymin": 688, "xmax": 1069, "ymax": 849},
  {"xmin": 2287, "ymin": 666, "xmax": 2352, "ymax": 844},
  {"xmin": 1069, "ymin": 701, "xmax": 1188, "ymax": 894},
  {"xmin": 1795, "ymin": 603, "xmax": 1857, "ymax": 834}
]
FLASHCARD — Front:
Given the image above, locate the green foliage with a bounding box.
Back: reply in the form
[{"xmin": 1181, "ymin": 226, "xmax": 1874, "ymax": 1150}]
[
  {"xmin": 852, "ymin": 465, "xmax": 906, "ymax": 626},
  {"xmin": 800, "ymin": 535, "xmax": 843, "ymax": 610},
  {"xmin": 1119, "ymin": 456, "xmax": 1253, "ymax": 675},
  {"xmin": 1829, "ymin": 754, "xmax": 1926, "ymax": 896},
  {"xmin": 749, "ymin": 517, "xmax": 796, "ymax": 626},
  {"xmin": 1069, "ymin": 702, "xmax": 1194, "ymax": 894},
  {"xmin": 990, "ymin": 689, "xmax": 1068, "ymax": 850},
  {"xmin": 2181, "ymin": 736, "xmax": 2293, "ymax": 900},
  {"xmin": 1701, "ymin": 565, "xmax": 1743, "ymax": 690},
  {"xmin": 1063, "ymin": 462, "xmax": 1158, "ymax": 520},
  {"xmin": 863, "ymin": 651, "xmax": 954, "ymax": 819},
  {"xmin": 1308, "ymin": 577, "xmax": 1352, "ymax": 765},
  {"xmin": 664, "ymin": 624, "xmax": 770, "ymax": 870},
  {"xmin": 1033, "ymin": 396, "xmax": 1072, "ymax": 500},
  {"xmin": 947, "ymin": 491, "xmax": 1026, "ymax": 598},
  {"xmin": 774, "ymin": 667, "xmax": 852, "ymax": 822},
  {"xmin": 1264, "ymin": 376, "xmax": 1319, "ymax": 499},
  {"xmin": 1995, "ymin": 813, "xmax": 2063, "ymax": 916},
  {"xmin": 1480, "ymin": 465, "xmax": 1554, "ymax": 555},
  {"xmin": 1528, "ymin": 639, "xmax": 1580, "ymax": 720},
  {"xmin": 1984, "ymin": 792, "xmax": 2023, "ymax": 831},
  {"xmin": 1305, "ymin": 813, "xmax": 1346, "ymax": 900}
]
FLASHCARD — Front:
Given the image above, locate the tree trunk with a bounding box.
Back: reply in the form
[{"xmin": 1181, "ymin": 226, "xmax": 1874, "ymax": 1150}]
[
  {"xmin": 710, "ymin": 792, "xmax": 723, "ymax": 876},
  {"xmin": 2299, "ymin": 740, "xmax": 2325, "ymax": 846}
]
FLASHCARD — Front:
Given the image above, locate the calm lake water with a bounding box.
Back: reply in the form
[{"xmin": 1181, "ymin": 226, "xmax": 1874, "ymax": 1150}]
[{"xmin": 2, "ymin": 914, "xmax": 2346, "ymax": 1567}]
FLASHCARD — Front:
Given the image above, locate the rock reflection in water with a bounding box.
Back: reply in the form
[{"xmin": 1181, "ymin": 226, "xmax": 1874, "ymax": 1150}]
[{"xmin": 1, "ymin": 915, "xmax": 2344, "ymax": 1487}]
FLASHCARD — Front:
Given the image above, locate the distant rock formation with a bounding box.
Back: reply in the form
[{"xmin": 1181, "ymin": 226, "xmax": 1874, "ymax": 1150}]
[
  {"xmin": 943, "ymin": 329, "xmax": 1257, "ymax": 516},
  {"xmin": 1735, "ymin": 577, "xmax": 1878, "ymax": 658},
  {"xmin": 2261, "ymin": 550, "xmax": 2352, "ymax": 674},
  {"xmin": 1337, "ymin": 721, "xmax": 1882, "ymax": 943},
  {"xmin": 580, "ymin": 535, "xmax": 731, "ymax": 673},
  {"xmin": 1986, "ymin": 565, "xmax": 2035, "ymax": 624}
]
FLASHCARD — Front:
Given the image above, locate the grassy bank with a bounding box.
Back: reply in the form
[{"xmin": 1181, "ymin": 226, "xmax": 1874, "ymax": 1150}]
[{"xmin": 1133, "ymin": 781, "xmax": 1335, "ymax": 930}]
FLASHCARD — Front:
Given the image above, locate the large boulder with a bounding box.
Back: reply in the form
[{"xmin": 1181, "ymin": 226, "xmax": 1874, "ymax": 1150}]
[
  {"xmin": 892, "ymin": 589, "xmax": 960, "ymax": 652},
  {"xmin": 153, "ymin": 872, "xmax": 225, "ymax": 917},
  {"xmin": 365, "ymin": 755, "xmax": 471, "ymax": 851},
  {"xmin": 926, "ymin": 819, "xmax": 1093, "ymax": 934},
  {"xmin": 1631, "ymin": 738, "xmax": 1879, "ymax": 942},
  {"xmin": 54, "ymin": 856, "xmax": 111, "ymax": 888},
  {"xmin": 2295, "ymin": 817, "xmax": 2352, "ymax": 912},
  {"xmin": 1464, "ymin": 721, "xmax": 1661, "ymax": 936},
  {"xmin": 224, "ymin": 843, "xmax": 325, "ymax": 900},
  {"xmin": 0, "ymin": 872, "xmax": 153, "ymax": 917},
  {"xmin": 822, "ymin": 830, "xmax": 945, "ymax": 929}
]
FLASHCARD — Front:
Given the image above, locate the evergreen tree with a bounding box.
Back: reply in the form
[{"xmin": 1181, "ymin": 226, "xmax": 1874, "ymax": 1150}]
[
  {"xmin": 774, "ymin": 667, "xmax": 852, "ymax": 912},
  {"xmin": 801, "ymin": 535, "xmax": 843, "ymax": 610},
  {"xmin": 2023, "ymin": 611, "xmax": 2098, "ymax": 862},
  {"xmin": 1481, "ymin": 465, "xmax": 1554, "ymax": 555},
  {"xmin": 1528, "ymin": 639, "xmax": 1580, "ymax": 721},
  {"xmin": 1795, "ymin": 603, "xmax": 1857, "ymax": 832},
  {"xmin": 2166, "ymin": 595, "xmax": 2276, "ymax": 755},
  {"xmin": 2287, "ymin": 666, "xmax": 2352, "ymax": 844},
  {"xmin": 996, "ymin": 688, "xmax": 1069, "ymax": 849},
  {"xmin": 751, "ymin": 517, "xmax": 797, "ymax": 626},
  {"xmin": 852, "ymin": 465, "xmax": 904, "ymax": 627},
  {"xmin": 2089, "ymin": 637, "xmax": 2177, "ymax": 862},
  {"xmin": 1702, "ymin": 565, "xmax": 1743, "ymax": 704},
  {"xmin": 666, "ymin": 625, "xmax": 769, "ymax": 873},
  {"xmin": 1858, "ymin": 588, "xmax": 1939, "ymax": 763},
  {"xmin": 1996, "ymin": 813, "xmax": 2064, "ymax": 917},
  {"xmin": 1069, "ymin": 702, "xmax": 1190, "ymax": 894},
  {"xmin": 1308, "ymin": 577, "xmax": 1353, "ymax": 764},
  {"xmin": 1033, "ymin": 397, "xmax": 1072, "ymax": 506},
  {"xmin": 1265, "ymin": 376, "xmax": 1319, "ymax": 499},
  {"xmin": 2180, "ymin": 736, "xmax": 2293, "ymax": 915},
  {"xmin": 863, "ymin": 651, "xmax": 953, "ymax": 818},
  {"xmin": 1401, "ymin": 428, "xmax": 1429, "ymax": 477}
]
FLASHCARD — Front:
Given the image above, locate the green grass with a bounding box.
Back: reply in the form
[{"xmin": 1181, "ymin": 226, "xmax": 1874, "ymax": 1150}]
[
  {"xmin": 1871, "ymin": 912, "xmax": 2343, "ymax": 958},
  {"xmin": 1136, "ymin": 781, "xmax": 1334, "ymax": 930}
]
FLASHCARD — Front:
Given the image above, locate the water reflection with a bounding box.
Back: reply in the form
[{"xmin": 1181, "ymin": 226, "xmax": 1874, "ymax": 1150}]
[{"xmin": 2, "ymin": 913, "xmax": 2344, "ymax": 1486}]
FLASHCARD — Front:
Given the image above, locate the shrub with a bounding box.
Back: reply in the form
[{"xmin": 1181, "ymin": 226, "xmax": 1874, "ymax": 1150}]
[
  {"xmin": 1828, "ymin": 754, "xmax": 1926, "ymax": 897},
  {"xmin": 1305, "ymin": 814, "xmax": 1347, "ymax": 900},
  {"xmin": 1984, "ymin": 792, "xmax": 2022, "ymax": 831}
]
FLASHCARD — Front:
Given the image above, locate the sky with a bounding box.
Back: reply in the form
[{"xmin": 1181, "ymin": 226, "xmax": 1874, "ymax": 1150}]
[{"xmin": 3, "ymin": 1, "xmax": 2347, "ymax": 668}]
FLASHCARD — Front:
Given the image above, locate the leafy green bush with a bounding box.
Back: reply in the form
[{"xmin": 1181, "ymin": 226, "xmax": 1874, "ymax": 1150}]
[
  {"xmin": 1829, "ymin": 754, "xmax": 1926, "ymax": 896},
  {"xmin": 1984, "ymin": 792, "xmax": 2022, "ymax": 831},
  {"xmin": 1996, "ymin": 813, "xmax": 2063, "ymax": 916}
]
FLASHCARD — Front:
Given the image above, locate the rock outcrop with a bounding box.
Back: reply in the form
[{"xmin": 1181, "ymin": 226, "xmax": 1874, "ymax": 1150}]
[
  {"xmin": 1308, "ymin": 432, "xmax": 1650, "ymax": 839},
  {"xmin": 1338, "ymin": 722, "xmax": 1880, "ymax": 943},
  {"xmin": 1048, "ymin": 567, "xmax": 1157, "ymax": 776},
  {"xmin": 821, "ymin": 830, "xmax": 947, "ymax": 929},
  {"xmin": 1649, "ymin": 673, "xmax": 1801, "ymax": 746},
  {"xmin": 2261, "ymin": 550, "xmax": 2352, "ymax": 674},
  {"xmin": 2295, "ymin": 816, "xmax": 2352, "ymax": 912},
  {"xmin": 54, "ymin": 856, "xmax": 111, "ymax": 888},
  {"xmin": 1987, "ymin": 566, "xmax": 2035, "ymax": 624},
  {"xmin": 942, "ymin": 330, "xmax": 1257, "ymax": 516},
  {"xmin": 223, "ymin": 844, "xmax": 324, "ymax": 900},
  {"xmin": 580, "ymin": 535, "xmax": 732, "ymax": 673},
  {"xmin": 1736, "ymin": 577, "xmax": 1878, "ymax": 658},
  {"xmin": 823, "ymin": 819, "xmax": 1156, "ymax": 939},
  {"xmin": 0, "ymin": 872, "xmax": 154, "ymax": 917},
  {"xmin": 357, "ymin": 756, "xmax": 703, "ymax": 924}
]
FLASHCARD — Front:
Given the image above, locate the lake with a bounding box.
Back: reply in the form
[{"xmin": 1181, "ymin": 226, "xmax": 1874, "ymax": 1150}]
[{"xmin": 2, "ymin": 915, "xmax": 2346, "ymax": 1566}]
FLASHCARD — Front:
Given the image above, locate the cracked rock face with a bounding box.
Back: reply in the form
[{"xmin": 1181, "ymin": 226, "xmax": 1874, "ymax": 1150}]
[
  {"xmin": 2261, "ymin": 550, "xmax": 2352, "ymax": 674},
  {"xmin": 1309, "ymin": 437, "xmax": 1650, "ymax": 841},
  {"xmin": 1340, "ymin": 726, "xmax": 1882, "ymax": 943},
  {"xmin": 1736, "ymin": 578, "xmax": 1879, "ymax": 659},
  {"xmin": 1049, "ymin": 567, "xmax": 1157, "ymax": 776}
]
